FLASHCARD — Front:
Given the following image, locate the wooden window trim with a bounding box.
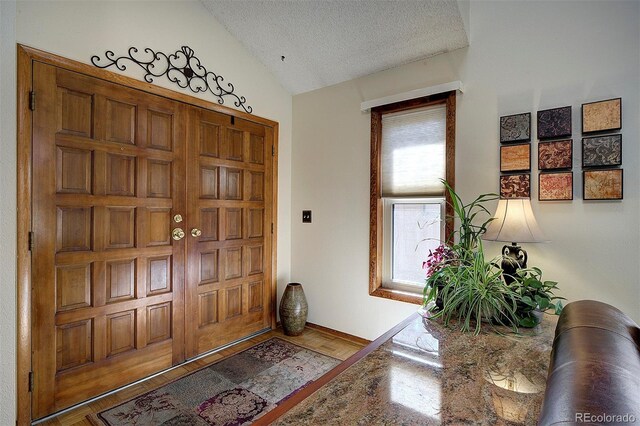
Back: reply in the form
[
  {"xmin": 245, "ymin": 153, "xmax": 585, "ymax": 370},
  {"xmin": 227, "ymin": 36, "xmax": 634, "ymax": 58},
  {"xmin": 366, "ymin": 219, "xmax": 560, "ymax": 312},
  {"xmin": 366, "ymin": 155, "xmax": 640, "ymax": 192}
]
[{"xmin": 369, "ymin": 91, "xmax": 456, "ymax": 304}]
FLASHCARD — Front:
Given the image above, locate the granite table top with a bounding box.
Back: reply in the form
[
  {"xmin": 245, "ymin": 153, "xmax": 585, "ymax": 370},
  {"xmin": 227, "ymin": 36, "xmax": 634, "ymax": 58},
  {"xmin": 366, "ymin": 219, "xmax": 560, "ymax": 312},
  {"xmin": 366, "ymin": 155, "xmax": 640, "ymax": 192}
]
[{"xmin": 271, "ymin": 312, "xmax": 557, "ymax": 425}]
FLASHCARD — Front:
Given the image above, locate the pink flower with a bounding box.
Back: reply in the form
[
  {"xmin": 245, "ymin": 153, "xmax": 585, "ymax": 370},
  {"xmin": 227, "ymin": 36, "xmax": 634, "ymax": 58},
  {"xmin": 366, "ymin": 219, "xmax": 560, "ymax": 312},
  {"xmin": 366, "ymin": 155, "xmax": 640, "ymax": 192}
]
[{"xmin": 424, "ymin": 244, "xmax": 455, "ymax": 277}]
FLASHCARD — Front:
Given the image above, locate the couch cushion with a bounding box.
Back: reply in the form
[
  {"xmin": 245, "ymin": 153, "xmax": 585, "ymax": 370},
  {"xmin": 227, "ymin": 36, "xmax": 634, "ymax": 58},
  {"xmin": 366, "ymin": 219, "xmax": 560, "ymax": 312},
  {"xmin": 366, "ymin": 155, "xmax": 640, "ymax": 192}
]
[
  {"xmin": 548, "ymin": 327, "xmax": 640, "ymax": 372},
  {"xmin": 553, "ymin": 300, "xmax": 640, "ymax": 348},
  {"xmin": 539, "ymin": 300, "xmax": 640, "ymax": 426}
]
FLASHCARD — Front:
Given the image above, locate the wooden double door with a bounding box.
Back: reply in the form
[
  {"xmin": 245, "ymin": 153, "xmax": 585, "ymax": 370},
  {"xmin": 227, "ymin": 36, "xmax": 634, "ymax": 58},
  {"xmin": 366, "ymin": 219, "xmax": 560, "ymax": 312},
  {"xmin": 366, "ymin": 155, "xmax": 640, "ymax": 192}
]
[{"xmin": 30, "ymin": 62, "xmax": 275, "ymax": 419}]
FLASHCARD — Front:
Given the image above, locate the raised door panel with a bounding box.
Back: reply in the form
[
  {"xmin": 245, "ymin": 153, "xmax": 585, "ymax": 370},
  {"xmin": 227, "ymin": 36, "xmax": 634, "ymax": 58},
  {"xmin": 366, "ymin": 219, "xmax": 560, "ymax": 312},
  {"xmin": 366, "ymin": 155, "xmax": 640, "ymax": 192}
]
[
  {"xmin": 200, "ymin": 166, "xmax": 219, "ymax": 199},
  {"xmin": 55, "ymin": 264, "xmax": 92, "ymax": 312},
  {"xmin": 200, "ymin": 121, "xmax": 221, "ymax": 157},
  {"xmin": 56, "ymin": 207, "xmax": 92, "ymax": 252},
  {"xmin": 225, "ymin": 208, "xmax": 243, "ymax": 240},
  {"xmin": 200, "ymin": 208, "xmax": 219, "ymax": 241},
  {"xmin": 224, "ymin": 168, "xmax": 243, "ymax": 200},
  {"xmin": 247, "ymin": 245, "xmax": 263, "ymax": 276},
  {"xmin": 105, "ymin": 259, "xmax": 136, "ymax": 303},
  {"xmin": 105, "ymin": 99, "xmax": 136, "ymax": 145},
  {"xmin": 249, "ymin": 171, "xmax": 264, "ymax": 201},
  {"xmin": 198, "ymin": 291, "xmax": 218, "ymax": 327},
  {"xmin": 225, "ymin": 285, "xmax": 242, "ymax": 319},
  {"xmin": 56, "ymin": 320, "xmax": 93, "ymax": 371},
  {"xmin": 248, "ymin": 208, "xmax": 264, "ymax": 239},
  {"xmin": 249, "ymin": 134, "xmax": 264, "ymax": 165},
  {"xmin": 148, "ymin": 110, "xmax": 173, "ymax": 151},
  {"xmin": 226, "ymin": 128, "xmax": 244, "ymax": 161},
  {"xmin": 147, "ymin": 160, "xmax": 172, "ymax": 198},
  {"xmin": 200, "ymin": 251, "xmax": 219, "ymax": 284},
  {"xmin": 147, "ymin": 302, "xmax": 172, "ymax": 344},
  {"xmin": 148, "ymin": 256, "xmax": 172, "ymax": 295},
  {"xmin": 56, "ymin": 147, "xmax": 92, "ymax": 194},
  {"xmin": 105, "ymin": 207, "xmax": 135, "ymax": 249},
  {"xmin": 57, "ymin": 88, "xmax": 93, "ymax": 137},
  {"xmin": 106, "ymin": 154, "xmax": 136, "ymax": 196},
  {"xmin": 224, "ymin": 247, "xmax": 243, "ymax": 280},
  {"xmin": 248, "ymin": 281, "xmax": 263, "ymax": 312},
  {"xmin": 147, "ymin": 208, "xmax": 171, "ymax": 246},
  {"xmin": 106, "ymin": 310, "xmax": 136, "ymax": 357}
]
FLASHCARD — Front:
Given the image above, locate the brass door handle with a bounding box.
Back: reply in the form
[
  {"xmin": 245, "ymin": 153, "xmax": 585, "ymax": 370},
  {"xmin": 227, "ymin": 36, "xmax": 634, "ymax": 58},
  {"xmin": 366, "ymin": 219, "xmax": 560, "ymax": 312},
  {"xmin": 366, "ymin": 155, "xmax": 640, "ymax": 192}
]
[
  {"xmin": 191, "ymin": 228, "xmax": 202, "ymax": 237},
  {"xmin": 172, "ymin": 228, "xmax": 185, "ymax": 241}
]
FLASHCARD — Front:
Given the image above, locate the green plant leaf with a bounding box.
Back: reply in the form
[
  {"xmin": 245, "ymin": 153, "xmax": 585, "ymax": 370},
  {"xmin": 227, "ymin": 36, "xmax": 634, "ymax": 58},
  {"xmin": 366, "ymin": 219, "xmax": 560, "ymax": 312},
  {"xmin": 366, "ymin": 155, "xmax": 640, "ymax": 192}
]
[
  {"xmin": 521, "ymin": 295, "xmax": 535, "ymax": 307},
  {"xmin": 519, "ymin": 315, "xmax": 538, "ymax": 328},
  {"xmin": 528, "ymin": 279, "xmax": 543, "ymax": 289},
  {"xmin": 536, "ymin": 297, "xmax": 550, "ymax": 310}
]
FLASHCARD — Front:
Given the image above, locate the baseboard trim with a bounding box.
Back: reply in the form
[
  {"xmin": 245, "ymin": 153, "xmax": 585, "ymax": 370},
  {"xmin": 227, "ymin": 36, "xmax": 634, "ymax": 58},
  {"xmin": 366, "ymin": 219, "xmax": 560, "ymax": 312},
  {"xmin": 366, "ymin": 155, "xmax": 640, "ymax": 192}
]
[
  {"xmin": 275, "ymin": 321, "xmax": 371, "ymax": 346},
  {"xmin": 304, "ymin": 322, "xmax": 371, "ymax": 346}
]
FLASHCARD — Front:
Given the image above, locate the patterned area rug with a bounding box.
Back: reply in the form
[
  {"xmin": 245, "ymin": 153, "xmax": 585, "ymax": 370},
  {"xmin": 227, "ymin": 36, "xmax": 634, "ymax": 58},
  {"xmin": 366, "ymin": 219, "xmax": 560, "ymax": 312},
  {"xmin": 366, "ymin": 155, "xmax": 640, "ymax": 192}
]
[{"xmin": 92, "ymin": 338, "xmax": 340, "ymax": 426}]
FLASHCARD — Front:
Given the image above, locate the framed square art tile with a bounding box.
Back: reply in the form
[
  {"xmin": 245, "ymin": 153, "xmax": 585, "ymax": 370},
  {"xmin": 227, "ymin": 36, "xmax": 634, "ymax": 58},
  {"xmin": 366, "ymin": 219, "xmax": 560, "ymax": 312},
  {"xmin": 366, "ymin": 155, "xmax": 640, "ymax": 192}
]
[
  {"xmin": 500, "ymin": 143, "xmax": 530, "ymax": 172},
  {"xmin": 538, "ymin": 139, "xmax": 572, "ymax": 170},
  {"xmin": 583, "ymin": 169, "xmax": 623, "ymax": 200},
  {"xmin": 582, "ymin": 134, "xmax": 622, "ymax": 168},
  {"xmin": 582, "ymin": 98, "xmax": 621, "ymax": 134},
  {"xmin": 537, "ymin": 106, "xmax": 572, "ymax": 140},
  {"xmin": 500, "ymin": 112, "xmax": 531, "ymax": 143},
  {"xmin": 539, "ymin": 172, "xmax": 573, "ymax": 201},
  {"xmin": 500, "ymin": 174, "xmax": 530, "ymax": 199}
]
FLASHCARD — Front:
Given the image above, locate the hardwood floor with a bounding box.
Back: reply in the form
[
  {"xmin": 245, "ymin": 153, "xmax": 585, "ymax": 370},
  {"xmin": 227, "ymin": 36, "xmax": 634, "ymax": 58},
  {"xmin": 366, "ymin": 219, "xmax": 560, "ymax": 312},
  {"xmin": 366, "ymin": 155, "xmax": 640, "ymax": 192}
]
[{"xmin": 35, "ymin": 326, "xmax": 368, "ymax": 425}]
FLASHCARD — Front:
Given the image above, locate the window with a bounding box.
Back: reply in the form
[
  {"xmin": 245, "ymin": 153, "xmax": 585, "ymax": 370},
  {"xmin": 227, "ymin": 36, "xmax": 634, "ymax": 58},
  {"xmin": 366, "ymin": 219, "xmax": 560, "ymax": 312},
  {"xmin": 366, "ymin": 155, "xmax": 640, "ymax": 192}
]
[
  {"xmin": 369, "ymin": 92, "xmax": 455, "ymax": 303},
  {"xmin": 383, "ymin": 198, "xmax": 445, "ymax": 292}
]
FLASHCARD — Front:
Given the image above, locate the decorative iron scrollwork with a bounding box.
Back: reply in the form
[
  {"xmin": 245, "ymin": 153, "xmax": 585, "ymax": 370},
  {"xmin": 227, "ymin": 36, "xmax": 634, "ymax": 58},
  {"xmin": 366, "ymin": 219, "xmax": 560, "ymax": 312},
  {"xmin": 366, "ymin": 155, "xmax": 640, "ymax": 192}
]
[{"xmin": 91, "ymin": 46, "xmax": 253, "ymax": 113}]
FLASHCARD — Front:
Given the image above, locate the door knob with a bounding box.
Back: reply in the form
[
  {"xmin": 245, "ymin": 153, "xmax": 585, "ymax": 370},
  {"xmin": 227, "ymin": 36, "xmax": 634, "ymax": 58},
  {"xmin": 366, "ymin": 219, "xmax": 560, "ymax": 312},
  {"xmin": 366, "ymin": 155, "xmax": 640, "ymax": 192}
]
[
  {"xmin": 172, "ymin": 228, "xmax": 185, "ymax": 240},
  {"xmin": 191, "ymin": 228, "xmax": 202, "ymax": 237}
]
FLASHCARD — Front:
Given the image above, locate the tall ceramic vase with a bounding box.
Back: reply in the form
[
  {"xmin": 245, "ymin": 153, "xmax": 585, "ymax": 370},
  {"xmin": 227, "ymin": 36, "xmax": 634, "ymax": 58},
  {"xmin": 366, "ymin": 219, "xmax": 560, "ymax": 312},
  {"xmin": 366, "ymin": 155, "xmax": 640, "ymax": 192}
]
[{"xmin": 279, "ymin": 283, "xmax": 308, "ymax": 336}]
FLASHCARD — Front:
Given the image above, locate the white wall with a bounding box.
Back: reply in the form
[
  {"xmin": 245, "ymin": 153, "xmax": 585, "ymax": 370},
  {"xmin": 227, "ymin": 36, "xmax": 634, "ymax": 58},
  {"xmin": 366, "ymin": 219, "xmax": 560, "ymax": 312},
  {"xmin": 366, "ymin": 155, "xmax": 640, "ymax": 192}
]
[
  {"xmin": 1, "ymin": 0, "xmax": 292, "ymax": 422},
  {"xmin": 292, "ymin": 0, "xmax": 640, "ymax": 340},
  {"xmin": 0, "ymin": 1, "xmax": 18, "ymax": 424}
]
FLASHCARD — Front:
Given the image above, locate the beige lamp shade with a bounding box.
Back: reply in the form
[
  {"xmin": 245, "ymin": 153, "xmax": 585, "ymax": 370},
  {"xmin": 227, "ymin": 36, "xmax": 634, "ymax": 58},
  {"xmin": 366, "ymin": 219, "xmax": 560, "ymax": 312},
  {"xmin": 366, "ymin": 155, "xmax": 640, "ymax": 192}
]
[{"xmin": 482, "ymin": 199, "xmax": 548, "ymax": 243}]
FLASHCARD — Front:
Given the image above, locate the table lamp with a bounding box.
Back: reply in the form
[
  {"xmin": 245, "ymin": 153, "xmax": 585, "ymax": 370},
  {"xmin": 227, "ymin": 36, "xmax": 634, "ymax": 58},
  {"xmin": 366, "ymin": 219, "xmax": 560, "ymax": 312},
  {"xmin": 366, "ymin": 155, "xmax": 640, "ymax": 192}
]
[{"xmin": 482, "ymin": 199, "xmax": 547, "ymax": 283}]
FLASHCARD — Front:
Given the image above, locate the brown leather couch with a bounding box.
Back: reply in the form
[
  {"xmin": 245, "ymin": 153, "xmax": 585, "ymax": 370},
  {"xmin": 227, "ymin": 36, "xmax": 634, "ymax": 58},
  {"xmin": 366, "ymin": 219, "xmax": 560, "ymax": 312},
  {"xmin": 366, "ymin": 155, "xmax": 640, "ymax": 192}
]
[{"xmin": 538, "ymin": 300, "xmax": 640, "ymax": 425}]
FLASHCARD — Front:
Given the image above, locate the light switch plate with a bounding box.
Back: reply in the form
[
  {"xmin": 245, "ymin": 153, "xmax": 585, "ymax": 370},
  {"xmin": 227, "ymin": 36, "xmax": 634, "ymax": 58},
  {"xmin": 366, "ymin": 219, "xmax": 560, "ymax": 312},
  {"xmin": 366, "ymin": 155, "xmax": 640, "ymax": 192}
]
[{"xmin": 302, "ymin": 210, "xmax": 312, "ymax": 223}]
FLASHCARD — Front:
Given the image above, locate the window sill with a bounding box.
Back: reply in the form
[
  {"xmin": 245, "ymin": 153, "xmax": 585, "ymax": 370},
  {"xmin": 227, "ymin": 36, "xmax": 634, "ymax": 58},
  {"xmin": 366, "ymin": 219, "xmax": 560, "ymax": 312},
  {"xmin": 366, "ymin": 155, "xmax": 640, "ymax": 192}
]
[{"xmin": 369, "ymin": 287, "xmax": 423, "ymax": 305}]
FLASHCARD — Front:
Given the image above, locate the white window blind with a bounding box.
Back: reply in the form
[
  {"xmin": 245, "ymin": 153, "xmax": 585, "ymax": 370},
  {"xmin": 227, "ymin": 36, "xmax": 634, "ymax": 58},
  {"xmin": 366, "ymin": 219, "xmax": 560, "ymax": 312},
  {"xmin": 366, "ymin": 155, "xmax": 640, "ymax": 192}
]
[{"xmin": 381, "ymin": 104, "xmax": 446, "ymax": 197}]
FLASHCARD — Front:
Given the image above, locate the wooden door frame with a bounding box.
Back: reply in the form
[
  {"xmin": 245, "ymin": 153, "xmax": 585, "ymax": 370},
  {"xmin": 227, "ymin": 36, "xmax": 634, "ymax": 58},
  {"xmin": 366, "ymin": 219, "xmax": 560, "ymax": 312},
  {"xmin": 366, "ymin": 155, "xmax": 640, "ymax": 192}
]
[{"xmin": 16, "ymin": 44, "xmax": 279, "ymax": 425}]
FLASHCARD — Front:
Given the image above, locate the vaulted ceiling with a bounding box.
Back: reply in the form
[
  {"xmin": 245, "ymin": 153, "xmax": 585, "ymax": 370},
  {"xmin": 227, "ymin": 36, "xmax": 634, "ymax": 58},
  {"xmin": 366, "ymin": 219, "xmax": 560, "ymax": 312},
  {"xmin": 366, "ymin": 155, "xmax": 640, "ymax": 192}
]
[{"xmin": 201, "ymin": 0, "xmax": 469, "ymax": 95}]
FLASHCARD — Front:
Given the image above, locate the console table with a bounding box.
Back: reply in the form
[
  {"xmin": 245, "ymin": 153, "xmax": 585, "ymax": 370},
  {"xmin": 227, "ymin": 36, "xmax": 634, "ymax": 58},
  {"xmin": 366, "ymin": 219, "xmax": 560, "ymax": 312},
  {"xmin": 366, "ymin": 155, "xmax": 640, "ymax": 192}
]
[{"xmin": 256, "ymin": 312, "xmax": 557, "ymax": 425}]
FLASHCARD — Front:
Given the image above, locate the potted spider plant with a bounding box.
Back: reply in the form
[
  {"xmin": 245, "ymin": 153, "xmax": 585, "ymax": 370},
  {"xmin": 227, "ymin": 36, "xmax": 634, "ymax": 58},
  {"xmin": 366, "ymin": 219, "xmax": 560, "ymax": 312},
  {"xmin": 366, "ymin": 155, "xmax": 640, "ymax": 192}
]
[
  {"xmin": 423, "ymin": 180, "xmax": 499, "ymax": 308},
  {"xmin": 425, "ymin": 240, "xmax": 520, "ymax": 334},
  {"xmin": 423, "ymin": 181, "xmax": 563, "ymax": 334}
]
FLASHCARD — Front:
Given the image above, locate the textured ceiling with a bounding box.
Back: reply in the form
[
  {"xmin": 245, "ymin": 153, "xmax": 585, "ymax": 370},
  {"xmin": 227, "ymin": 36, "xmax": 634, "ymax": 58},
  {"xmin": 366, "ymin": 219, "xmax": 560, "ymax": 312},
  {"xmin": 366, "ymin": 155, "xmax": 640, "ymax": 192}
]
[{"xmin": 201, "ymin": 0, "xmax": 469, "ymax": 95}]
